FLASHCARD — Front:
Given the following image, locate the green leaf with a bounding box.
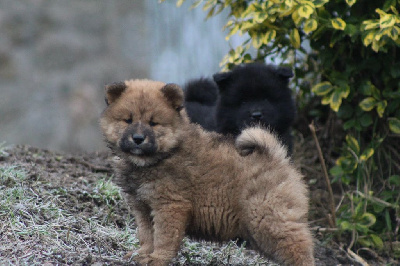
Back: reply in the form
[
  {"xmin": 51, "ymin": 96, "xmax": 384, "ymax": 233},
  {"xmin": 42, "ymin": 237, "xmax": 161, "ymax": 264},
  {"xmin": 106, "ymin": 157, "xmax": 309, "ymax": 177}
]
[
  {"xmin": 329, "ymin": 86, "xmax": 349, "ymax": 112},
  {"xmin": 360, "ymin": 81, "xmax": 373, "ymax": 96},
  {"xmin": 346, "ymin": 135, "xmax": 360, "ymax": 155},
  {"xmin": 385, "ymin": 209, "xmax": 393, "ymax": 231},
  {"xmin": 354, "ymin": 200, "xmax": 364, "ymax": 217},
  {"xmin": 363, "ymin": 30, "xmax": 376, "ymax": 47},
  {"xmin": 371, "ymin": 39, "xmax": 380, "ymax": 52},
  {"xmin": 359, "ymin": 97, "xmax": 377, "ymax": 111},
  {"xmin": 329, "ymin": 91, "xmax": 341, "ymax": 111},
  {"xmin": 225, "ymin": 24, "xmax": 240, "ymax": 40},
  {"xmin": 263, "ymin": 30, "xmax": 276, "ymax": 45},
  {"xmin": 389, "ymin": 66, "xmax": 400, "ymax": 78},
  {"xmin": 290, "ymin": 28, "xmax": 301, "ymax": 48},
  {"xmin": 243, "ymin": 53, "xmax": 252, "ymax": 62},
  {"xmin": 282, "ymin": 0, "xmax": 294, "ymax": 8},
  {"xmin": 389, "ymin": 26, "xmax": 400, "ymax": 40},
  {"xmin": 313, "ymin": 0, "xmax": 329, "ymax": 8},
  {"xmin": 321, "ymin": 95, "xmax": 330, "ymax": 105},
  {"xmin": 254, "ymin": 11, "xmax": 268, "ymax": 23},
  {"xmin": 388, "ymin": 117, "xmax": 400, "ymax": 133},
  {"xmin": 312, "ymin": 81, "xmax": 333, "ymax": 96},
  {"xmin": 343, "ymin": 119, "xmax": 356, "ymax": 130},
  {"xmin": 190, "ymin": 0, "xmax": 202, "ymax": 9},
  {"xmin": 360, "ymin": 148, "xmax": 374, "ymax": 162},
  {"xmin": 375, "ymin": 27, "xmax": 390, "ymax": 41},
  {"xmin": 359, "ymin": 212, "xmax": 376, "ymax": 227},
  {"xmin": 383, "ymin": 0, "xmax": 398, "ymax": 12},
  {"xmin": 372, "ymin": 201, "xmax": 386, "ymax": 213},
  {"xmin": 379, "ymin": 13, "xmax": 396, "ymax": 28},
  {"xmin": 252, "ymin": 34, "xmax": 263, "ymax": 49},
  {"xmin": 390, "ymin": 5, "xmax": 399, "ymax": 15},
  {"xmin": 362, "ymin": 20, "xmax": 380, "ymax": 30},
  {"xmin": 345, "ymin": 0, "xmax": 356, "ymax": 7},
  {"xmin": 176, "ymin": 0, "xmax": 185, "ymax": 7},
  {"xmin": 304, "ymin": 19, "xmax": 318, "ymax": 34},
  {"xmin": 329, "ymin": 165, "xmax": 344, "ymax": 177},
  {"xmin": 337, "ymin": 156, "xmax": 358, "ymax": 172},
  {"xmin": 297, "ymin": 3, "xmax": 314, "ymax": 19},
  {"xmin": 340, "ymin": 85, "xmax": 350, "ymax": 99},
  {"xmin": 360, "ymin": 113, "xmax": 373, "ymax": 127},
  {"xmin": 344, "ymin": 24, "xmax": 358, "ymax": 37},
  {"xmin": 355, "ymin": 223, "xmax": 369, "ymax": 234},
  {"xmin": 240, "ymin": 20, "xmax": 255, "ymax": 31},
  {"xmin": 358, "ymin": 238, "xmax": 373, "ymax": 248},
  {"xmin": 376, "ymin": 100, "xmax": 387, "ymax": 117},
  {"xmin": 339, "ymin": 220, "xmax": 354, "ymax": 231},
  {"xmin": 388, "ymin": 100, "xmax": 400, "ymax": 114},
  {"xmin": 370, "ymin": 83, "xmax": 381, "ymax": 99},
  {"xmin": 338, "ymin": 104, "xmax": 353, "ymax": 119},
  {"xmin": 389, "ymin": 175, "xmax": 400, "ymax": 186},
  {"xmin": 376, "ymin": 8, "xmax": 387, "ymax": 16},
  {"xmin": 291, "ymin": 10, "xmax": 303, "ymax": 26},
  {"xmin": 331, "ymin": 18, "xmax": 346, "ymax": 30}
]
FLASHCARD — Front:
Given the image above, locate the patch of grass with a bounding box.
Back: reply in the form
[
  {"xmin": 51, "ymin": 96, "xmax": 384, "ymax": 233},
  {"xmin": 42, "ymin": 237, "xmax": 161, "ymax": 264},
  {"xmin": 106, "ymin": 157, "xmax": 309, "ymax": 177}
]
[
  {"xmin": 174, "ymin": 239, "xmax": 275, "ymax": 265},
  {"xmin": 91, "ymin": 175, "xmax": 121, "ymax": 206},
  {"xmin": 0, "ymin": 141, "xmax": 9, "ymax": 157},
  {"xmin": 0, "ymin": 165, "xmax": 137, "ymax": 265},
  {"xmin": 0, "ymin": 164, "xmax": 278, "ymax": 265},
  {"xmin": 0, "ymin": 164, "xmax": 26, "ymax": 186}
]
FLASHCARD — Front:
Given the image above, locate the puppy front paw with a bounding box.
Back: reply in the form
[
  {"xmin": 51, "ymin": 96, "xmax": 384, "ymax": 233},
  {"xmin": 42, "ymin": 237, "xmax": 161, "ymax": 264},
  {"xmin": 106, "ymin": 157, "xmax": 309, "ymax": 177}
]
[
  {"xmin": 138, "ymin": 254, "xmax": 169, "ymax": 266},
  {"xmin": 123, "ymin": 250, "xmax": 137, "ymax": 261}
]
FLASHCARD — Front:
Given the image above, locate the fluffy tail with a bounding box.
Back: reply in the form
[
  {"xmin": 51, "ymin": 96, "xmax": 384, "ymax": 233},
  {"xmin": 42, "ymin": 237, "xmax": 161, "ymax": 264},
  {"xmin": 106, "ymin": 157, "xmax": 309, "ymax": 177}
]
[
  {"xmin": 183, "ymin": 78, "xmax": 218, "ymax": 105},
  {"xmin": 235, "ymin": 127, "xmax": 288, "ymax": 161}
]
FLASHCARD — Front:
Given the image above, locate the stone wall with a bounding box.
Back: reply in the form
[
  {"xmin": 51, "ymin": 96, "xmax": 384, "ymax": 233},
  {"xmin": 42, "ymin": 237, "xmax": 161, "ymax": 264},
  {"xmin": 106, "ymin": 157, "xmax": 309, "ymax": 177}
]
[{"xmin": 0, "ymin": 0, "xmax": 230, "ymax": 152}]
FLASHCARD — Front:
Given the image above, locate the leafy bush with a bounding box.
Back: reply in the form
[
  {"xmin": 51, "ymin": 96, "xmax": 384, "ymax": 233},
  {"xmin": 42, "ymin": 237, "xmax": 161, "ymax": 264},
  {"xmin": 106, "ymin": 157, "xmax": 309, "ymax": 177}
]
[{"xmin": 169, "ymin": 0, "xmax": 400, "ymax": 257}]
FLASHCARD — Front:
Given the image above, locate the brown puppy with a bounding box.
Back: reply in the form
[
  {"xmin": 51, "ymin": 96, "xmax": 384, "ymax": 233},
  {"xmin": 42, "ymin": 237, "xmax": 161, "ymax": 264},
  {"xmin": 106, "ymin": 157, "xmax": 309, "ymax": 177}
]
[{"xmin": 99, "ymin": 79, "xmax": 314, "ymax": 266}]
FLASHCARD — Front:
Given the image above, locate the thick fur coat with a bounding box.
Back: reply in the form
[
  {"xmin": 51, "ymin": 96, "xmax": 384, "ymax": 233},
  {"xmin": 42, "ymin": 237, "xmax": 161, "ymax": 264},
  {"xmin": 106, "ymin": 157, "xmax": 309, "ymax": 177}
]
[
  {"xmin": 100, "ymin": 79, "xmax": 314, "ymax": 266},
  {"xmin": 184, "ymin": 63, "xmax": 296, "ymax": 153}
]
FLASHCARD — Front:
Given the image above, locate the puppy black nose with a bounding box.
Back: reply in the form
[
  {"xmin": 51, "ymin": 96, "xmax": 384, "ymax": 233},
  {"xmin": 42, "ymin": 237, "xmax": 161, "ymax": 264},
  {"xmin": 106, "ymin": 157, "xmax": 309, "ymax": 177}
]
[
  {"xmin": 251, "ymin": 111, "xmax": 263, "ymax": 120},
  {"xmin": 132, "ymin": 134, "xmax": 145, "ymax": 145}
]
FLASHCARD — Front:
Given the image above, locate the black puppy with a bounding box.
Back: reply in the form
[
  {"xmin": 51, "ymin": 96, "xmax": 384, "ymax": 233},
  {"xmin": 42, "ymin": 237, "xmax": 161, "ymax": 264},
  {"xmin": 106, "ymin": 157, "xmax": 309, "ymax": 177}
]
[
  {"xmin": 184, "ymin": 63, "xmax": 295, "ymax": 153},
  {"xmin": 184, "ymin": 78, "xmax": 218, "ymax": 131}
]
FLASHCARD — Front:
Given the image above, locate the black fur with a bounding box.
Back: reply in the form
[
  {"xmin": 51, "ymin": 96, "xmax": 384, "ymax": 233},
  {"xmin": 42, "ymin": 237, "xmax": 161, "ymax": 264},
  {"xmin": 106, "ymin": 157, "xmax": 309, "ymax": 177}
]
[
  {"xmin": 183, "ymin": 78, "xmax": 218, "ymax": 131},
  {"xmin": 184, "ymin": 63, "xmax": 296, "ymax": 153}
]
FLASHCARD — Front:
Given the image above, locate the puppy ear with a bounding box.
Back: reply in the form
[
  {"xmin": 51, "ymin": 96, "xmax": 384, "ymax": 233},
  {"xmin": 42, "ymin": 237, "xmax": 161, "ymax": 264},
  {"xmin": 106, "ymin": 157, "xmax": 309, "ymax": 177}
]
[
  {"xmin": 105, "ymin": 82, "xmax": 126, "ymax": 105},
  {"xmin": 274, "ymin": 66, "xmax": 294, "ymax": 79},
  {"xmin": 213, "ymin": 72, "xmax": 232, "ymax": 92},
  {"xmin": 161, "ymin": 83, "xmax": 184, "ymax": 112}
]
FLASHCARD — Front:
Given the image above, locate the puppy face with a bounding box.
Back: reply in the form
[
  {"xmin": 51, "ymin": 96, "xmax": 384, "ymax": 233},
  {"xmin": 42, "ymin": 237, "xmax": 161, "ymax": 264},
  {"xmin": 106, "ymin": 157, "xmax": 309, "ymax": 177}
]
[
  {"xmin": 213, "ymin": 63, "xmax": 295, "ymax": 136},
  {"xmin": 100, "ymin": 80, "xmax": 185, "ymax": 166},
  {"xmin": 237, "ymin": 100, "xmax": 278, "ymax": 130}
]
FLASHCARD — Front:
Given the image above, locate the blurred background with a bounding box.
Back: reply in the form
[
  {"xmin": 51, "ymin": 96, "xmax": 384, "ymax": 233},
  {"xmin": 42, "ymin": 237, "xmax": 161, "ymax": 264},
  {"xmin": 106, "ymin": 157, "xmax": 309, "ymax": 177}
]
[{"xmin": 0, "ymin": 0, "xmax": 240, "ymax": 152}]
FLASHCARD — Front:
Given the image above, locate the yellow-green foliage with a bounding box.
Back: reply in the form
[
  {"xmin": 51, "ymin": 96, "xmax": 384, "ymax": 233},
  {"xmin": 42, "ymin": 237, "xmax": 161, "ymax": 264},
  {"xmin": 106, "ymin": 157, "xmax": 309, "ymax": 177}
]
[{"xmin": 169, "ymin": 0, "xmax": 400, "ymax": 256}]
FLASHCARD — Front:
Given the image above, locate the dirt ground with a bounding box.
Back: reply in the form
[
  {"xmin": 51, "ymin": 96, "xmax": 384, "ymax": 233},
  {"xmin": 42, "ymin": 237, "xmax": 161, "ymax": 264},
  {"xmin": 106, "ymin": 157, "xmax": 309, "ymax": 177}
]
[{"xmin": 0, "ymin": 143, "xmax": 395, "ymax": 265}]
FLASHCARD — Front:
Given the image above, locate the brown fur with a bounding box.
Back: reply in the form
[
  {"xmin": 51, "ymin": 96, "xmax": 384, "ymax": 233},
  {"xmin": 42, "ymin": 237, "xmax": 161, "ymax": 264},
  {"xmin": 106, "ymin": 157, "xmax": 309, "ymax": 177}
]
[{"xmin": 99, "ymin": 79, "xmax": 315, "ymax": 266}]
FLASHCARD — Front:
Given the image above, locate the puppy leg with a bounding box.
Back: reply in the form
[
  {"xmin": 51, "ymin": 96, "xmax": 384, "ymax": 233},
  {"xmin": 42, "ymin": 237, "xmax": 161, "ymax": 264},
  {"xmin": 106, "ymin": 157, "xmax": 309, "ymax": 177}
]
[
  {"xmin": 139, "ymin": 204, "xmax": 190, "ymax": 266},
  {"xmin": 244, "ymin": 200, "xmax": 314, "ymax": 266},
  {"xmin": 125, "ymin": 204, "xmax": 154, "ymax": 261},
  {"xmin": 252, "ymin": 219, "xmax": 314, "ymax": 266}
]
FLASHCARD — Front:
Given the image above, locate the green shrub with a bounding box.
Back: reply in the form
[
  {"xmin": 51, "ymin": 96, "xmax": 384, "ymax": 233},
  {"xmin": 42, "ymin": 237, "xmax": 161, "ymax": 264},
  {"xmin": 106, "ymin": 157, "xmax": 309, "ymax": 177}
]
[{"xmin": 167, "ymin": 0, "xmax": 400, "ymax": 257}]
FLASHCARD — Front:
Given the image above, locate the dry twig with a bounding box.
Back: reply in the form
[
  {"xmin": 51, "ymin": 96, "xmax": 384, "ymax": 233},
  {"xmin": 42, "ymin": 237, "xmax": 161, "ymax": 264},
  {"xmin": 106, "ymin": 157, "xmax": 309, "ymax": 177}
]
[
  {"xmin": 347, "ymin": 248, "xmax": 369, "ymax": 266},
  {"xmin": 309, "ymin": 121, "xmax": 336, "ymax": 227}
]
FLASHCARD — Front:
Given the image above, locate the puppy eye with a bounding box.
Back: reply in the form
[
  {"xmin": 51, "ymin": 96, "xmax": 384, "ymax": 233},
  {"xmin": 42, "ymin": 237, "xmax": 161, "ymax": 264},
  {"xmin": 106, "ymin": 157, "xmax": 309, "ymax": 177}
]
[
  {"xmin": 149, "ymin": 120, "xmax": 158, "ymax": 127},
  {"xmin": 124, "ymin": 117, "xmax": 133, "ymax": 124}
]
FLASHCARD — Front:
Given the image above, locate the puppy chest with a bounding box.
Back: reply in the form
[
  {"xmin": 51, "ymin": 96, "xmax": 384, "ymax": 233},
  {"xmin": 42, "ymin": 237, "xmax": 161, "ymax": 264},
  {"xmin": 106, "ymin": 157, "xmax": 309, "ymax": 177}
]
[
  {"xmin": 135, "ymin": 182, "xmax": 157, "ymax": 203},
  {"xmin": 135, "ymin": 180, "xmax": 188, "ymax": 205}
]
